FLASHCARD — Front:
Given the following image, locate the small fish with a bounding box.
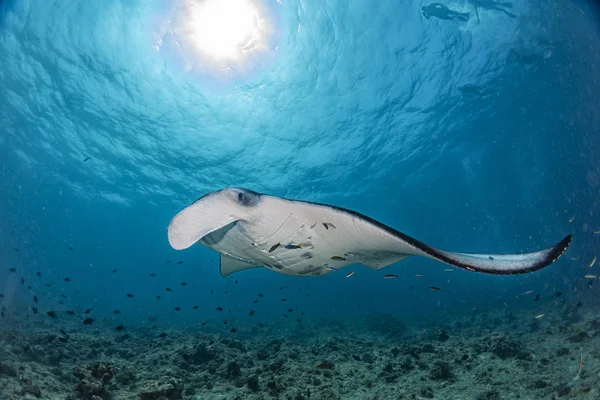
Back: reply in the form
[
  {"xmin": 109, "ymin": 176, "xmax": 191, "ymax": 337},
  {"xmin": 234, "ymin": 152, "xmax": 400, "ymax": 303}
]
[
  {"xmin": 58, "ymin": 337, "xmax": 68, "ymax": 343},
  {"xmin": 296, "ymin": 319, "xmax": 301, "ymax": 323},
  {"xmin": 535, "ymin": 314, "xmax": 545, "ymax": 319},
  {"xmin": 113, "ymin": 310, "xmax": 121, "ymax": 314},
  {"xmin": 82, "ymin": 318, "xmax": 95, "ymax": 325},
  {"xmin": 84, "ymin": 308, "xmax": 93, "ymax": 314},
  {"xmin": 60, "ymin": 329, "xmax": 67, "ymax": 335},
  {"xmin": 115, "ymin": 325, "xmax": 125, "ymax": 331},
  {"xmin": 33, "ymin": 296, "xmax": 38, "ymax": 303},
  {"xmin": 60, "ymin": 294, "xmax": 67, "ymax": 299},
  {"xmin": 200, "ymin": 321, "xmax": 207, "ymax": 326},
  {"xmin": 68, "ymin": 247, "xmax": 73, "ymax": 251},
  {"xmin": 588, "ymin": 279, "xmax": 594, "ymax": 288},
  {"xmin": 126, "ymin": 293, "xmax": 134, "ymax": 298},
  {"xmin": 594, "ymin": 230, "xmax": 600, "ymax": 235},
  {"xmin": 590, "ymin": 257, "xmax": 597, "ymax": 268},
  {"xmin": 258, "ymin": 293, "xmax": 264, "ymax": 297},
  {"xmin": 31, "ymin": 307, "xmax": 38, "ymax": 314},
  {"xmin": 444, "ymin": 269, "xmax": 453, "ymax": 272},
  {"xmin": 65, "ymin": 310, "xmax": 75, "ymax": 315},
  {"xmin": 8, "ymin": 268, "xmax": 16, "ymax": 273},
  {"xmin": 383, "ymin": 274, "xmax": 397, "ymax": 279},
  {"xmin": 216, "ymin": 307, "xmax": 223, "ymax": 311},
  {"xmin": 83, "ymin": 157, "xmax": 91, "ymax": 162},
  {"xmin": 534, "ymin": 294, "xmax": 541, "ymax": 301},
  {"xmin": 584, "ymin": 274, "xmax": 598, "ymax": 279},
  {"xmin": 0, "ymin": 293, "xmax": 4, "ymax": 298},
  {"xmin": 166, "ymin": 288, "xmax": 173, "ymax": 292},
  {"xmin": 20, "ymin": 278, "xmax": 25, "ymax": 284},
  {"xmin": 230, "ymin": 328, "xmax": 237, "ymax": 333},
  {"xmin": 316, "ymin": 363, "xmax": 334, "ymax": 369},
  {"xmin": 47, "ymin": 311, "xmax": 57, "ymax": 318},
  {"xmin": 36, "ymin": 272, "xmax": 41, "ymax": 277},
  {"xmin": 253, "ymin": 300, "xmax": 259, "ymax": 304},
  {"xmin": 284, "ymin": 314, "xmax": 288, "ymax": 318},
  {"xmin": 64, "ymin": 277, "xmax": 71, "ymax": 282},
  {"xmin": 323, "ymin": 222, "xmax": 336, "ymax": 229},
  {"xmin": 46, "ymin": 283, "xmax": 55, "ymax": 287},
  {"xmin": 326, "ymin": 266, "xmax": 339, "ymax": 272},
  {"xmin": 346, "ymin": 271, "xmax": 355, "ymax": 278},
  {"xmin": 269, "ymin": 243, "xmax": 281, "ymax": 253},
  {"xmin": 258, "ymin": 323, "xmax": 264, "ymax": 328},
  {"xmin": 177, "ymin": 261, "xmax": 183, "ymax": 264},
  {"xmin": 249, "ymin": 310, "xmax": 255, "ymax": 316},
  {"xmin": 224, "ymin": 321, "xmax": 228, "ymax": 325},
  {"xmin": 568, "ymin": 215, "xmax": 576, "ymax": 223},
  {"xmin": 287, "ymin": 308, "xmax": 293, "ymax": 312},
  {"xmin": 150, "ymin": 273, "xmax": 156, "ymax": 277},
  {"xmin": 158, "ymin": 333, "xmax": 167, "ymax": 338},
  {"xmin": 330, "ymin": 256, "xmax": 345, "ymax": 261},
  {"xmin": 284, "ymin": 244, "xmax": 303, "ymax": 249},
  {"xmin": 415, "ymin": 274, "xmax": 423, "ymax": 277},
  {"xmin": 525, "ymin": 290, "xmax": 534, "ymax": 295},
  {"xmin": 428, "ymin": 286, "xmax": 441, "ymax": 291},
  {"xmin": 112, "ymin": 269, "xmax": 117, "ymax": 273},
  {"xmin": 556, "ymin": 291, "xmax": 563, "ymax": 297},
  {"xmin": 181, "ymin": 282, "xmax": 187, "ymax": 286},
  {"xmin": 281, "ymin": 298, "xmax": 287, "ymax": 302},
  {"xmin": 156, "ymin": 296, "xmax": 161, "ymax": 300},
  {"xmin": 174, "ymin": 307, "xmax": 181, "ymax": 311}
]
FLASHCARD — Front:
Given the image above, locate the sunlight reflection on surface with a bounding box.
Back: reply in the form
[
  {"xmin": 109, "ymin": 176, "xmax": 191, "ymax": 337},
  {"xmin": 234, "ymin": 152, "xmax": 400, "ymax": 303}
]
[{"xmin": 153, "ymin": 0, "xmax": 277, "ymax": 83}]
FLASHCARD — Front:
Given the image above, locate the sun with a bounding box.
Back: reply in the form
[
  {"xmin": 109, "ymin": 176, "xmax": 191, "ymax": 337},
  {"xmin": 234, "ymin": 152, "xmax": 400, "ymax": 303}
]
[
  {"xmin": 186, "ymin": 0, "xmax": 262, "ymax": 62},
  {"xmin": 152, "ymin": 0, "xmax": 276, "ymax": 80}
]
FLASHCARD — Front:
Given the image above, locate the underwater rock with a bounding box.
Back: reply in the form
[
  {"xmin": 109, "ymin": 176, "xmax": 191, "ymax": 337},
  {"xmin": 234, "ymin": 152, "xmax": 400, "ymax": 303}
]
[
  {"xmin": 437, "ymin": 329, "xmax": 450, "ymax": 342},
  {"xmin": 568, "ymin": 331, "xmax": 588, "ymax": 343},
  {"xmin": 428, "ymin": 360, "xmax": 454, "ymax": 381},
  {"xmin": 246, "ymin": 375, "xmax": 260, "ymax": 392},
  {"xmin": 114, "ymin": 368, "xmax": 137, "ymax": 385},
  {"xmin": 21, "ymin": 385, "xmax": 42, "ymax": 398},
  {"xmin": 475, "ymin": 389, "xmax": 501, "ymax": 400},
  {"xmin": 226, "ymin": 361, "xmax": 242, "ymax": 378},
  {"xmin": 182, "ymin": 343, "xmax": 215, "ymax": 364},
  {"xmin": 138, "ymin": 377, "xmax": 183, "ymax": 400},
  {"xmin": 556, "ymin": 347, "xmax": 569, "ymax": 356},
  {"xmin": 478, "ymin": 333, "xmax": 530, "ymax": 360},
  {"xmin": 72, "ymin": 362, "xmax": 115, "ymax": 400},
  {"xmin": 378, "ymin": 363, "xmax": 398, "ymax": 383},
  {"xmin": 556, "ymin": 384, "xmax": 571, "ymax": 396},
  {"xmin": 0, "ymin": 362, "xmax": 17, "ymax": 377},
  {"xmin": 314, "ymin": 388, "xmax": 340, "ymax": 400}
]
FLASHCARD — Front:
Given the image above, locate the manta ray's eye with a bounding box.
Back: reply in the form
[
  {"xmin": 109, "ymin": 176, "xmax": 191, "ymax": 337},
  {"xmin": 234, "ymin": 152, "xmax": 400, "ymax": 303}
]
[
  {"xmin": 237, "ymin": 191, "xmax": 251, "ymax": 206},
  {"xmin": 230, "ymin": 187, "xmax": 260, "ymax": 206}
]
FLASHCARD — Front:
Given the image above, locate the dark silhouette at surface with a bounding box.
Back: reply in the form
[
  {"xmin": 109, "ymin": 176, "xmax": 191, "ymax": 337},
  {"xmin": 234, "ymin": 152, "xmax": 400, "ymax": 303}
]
[{"xmin": 422, "ymin": 3, "xmax": 470, "ymax": 22}]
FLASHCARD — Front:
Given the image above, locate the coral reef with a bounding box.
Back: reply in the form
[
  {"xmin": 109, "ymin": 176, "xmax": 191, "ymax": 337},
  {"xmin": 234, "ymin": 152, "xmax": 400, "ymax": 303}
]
[{"xmin": 0, "ymin": 303, "xmax": 599, "ymax": 399}]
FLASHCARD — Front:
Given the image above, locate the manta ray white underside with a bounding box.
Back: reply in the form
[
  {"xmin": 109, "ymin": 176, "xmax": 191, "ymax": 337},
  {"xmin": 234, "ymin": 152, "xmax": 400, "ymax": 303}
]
[{"xmin": 167, "ymin": 187, "xmax": 572, "ymax": 277}]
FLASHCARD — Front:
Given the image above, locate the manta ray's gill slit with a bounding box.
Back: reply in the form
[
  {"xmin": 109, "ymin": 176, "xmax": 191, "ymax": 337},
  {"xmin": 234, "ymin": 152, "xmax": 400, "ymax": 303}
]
[
  {"xmin": 262, "ymin": 213, "xmax": 293, "ymax": 242},
  {"xmin": 280, "ymin": 224, "xmax": 306, "ymax": 244}
]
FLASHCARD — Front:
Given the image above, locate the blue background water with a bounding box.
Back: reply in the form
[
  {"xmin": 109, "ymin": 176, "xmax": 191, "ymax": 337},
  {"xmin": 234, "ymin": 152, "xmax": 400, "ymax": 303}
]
[{"xmin": 0, "ymin": 0, "xmax": 599, "ymax": 330}]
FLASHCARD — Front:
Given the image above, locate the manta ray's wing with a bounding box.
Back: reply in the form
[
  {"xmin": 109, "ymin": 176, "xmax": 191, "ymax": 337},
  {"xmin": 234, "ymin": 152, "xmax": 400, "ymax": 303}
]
[{"xmin": 288, "ymin": 200, "xmax": 571, "ymax": 275}]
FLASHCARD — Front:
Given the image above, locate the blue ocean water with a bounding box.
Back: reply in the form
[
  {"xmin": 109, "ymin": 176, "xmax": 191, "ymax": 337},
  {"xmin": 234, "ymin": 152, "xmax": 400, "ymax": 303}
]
[{"xmin": 1, "ymin": 0, "xmax": 599, "ymax": 398}]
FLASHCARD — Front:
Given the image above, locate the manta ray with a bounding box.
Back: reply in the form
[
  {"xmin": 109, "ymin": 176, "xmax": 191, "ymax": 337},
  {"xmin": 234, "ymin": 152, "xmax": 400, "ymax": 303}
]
[{"xmin": 168, "ymin": 187, "xmax": 572, "ymax": 278}]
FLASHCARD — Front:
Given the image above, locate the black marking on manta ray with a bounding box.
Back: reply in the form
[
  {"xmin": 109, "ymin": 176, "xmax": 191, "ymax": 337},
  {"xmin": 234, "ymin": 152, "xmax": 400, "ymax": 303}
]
[{"xmin": 284, "ymin": 198, "xmax": 572, "ymax": 275}]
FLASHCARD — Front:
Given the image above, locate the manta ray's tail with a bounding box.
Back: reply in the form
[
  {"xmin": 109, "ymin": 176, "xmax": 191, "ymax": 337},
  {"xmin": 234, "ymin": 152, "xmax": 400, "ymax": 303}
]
[{"xmin": 416, "ymin": 235, "xmax": 572, "ymax": 275}]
